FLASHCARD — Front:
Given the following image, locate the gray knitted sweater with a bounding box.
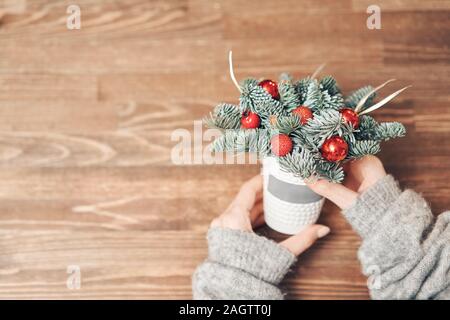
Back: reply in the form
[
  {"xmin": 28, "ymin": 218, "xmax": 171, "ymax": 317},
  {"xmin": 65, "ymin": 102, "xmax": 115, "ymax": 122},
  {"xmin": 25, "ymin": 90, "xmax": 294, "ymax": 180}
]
[{"xmin": 192, "ymin": 175, "xmax": 450, "ymax": 299}]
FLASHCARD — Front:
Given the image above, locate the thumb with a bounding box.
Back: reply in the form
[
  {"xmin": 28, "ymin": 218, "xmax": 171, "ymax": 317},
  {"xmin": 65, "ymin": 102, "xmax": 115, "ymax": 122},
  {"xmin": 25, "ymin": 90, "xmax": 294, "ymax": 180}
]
[
  {"xmin": 280, "ymin": 224, "xmax": 330, "ymax": 256},
  {"xmin": 307, "ymin": 179, "xmax": 358, "ymax": 210}
]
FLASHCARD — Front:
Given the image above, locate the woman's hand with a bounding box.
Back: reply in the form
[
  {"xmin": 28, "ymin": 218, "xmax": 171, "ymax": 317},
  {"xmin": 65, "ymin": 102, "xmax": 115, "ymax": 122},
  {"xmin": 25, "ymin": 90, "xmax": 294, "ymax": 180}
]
[
  {"xmin": 211, "ymin": 175, "xmax": 330, "ymax": 256},
  {"xmin": 307, "ymin": 155, "xmax": 387, "ymax": 210}
]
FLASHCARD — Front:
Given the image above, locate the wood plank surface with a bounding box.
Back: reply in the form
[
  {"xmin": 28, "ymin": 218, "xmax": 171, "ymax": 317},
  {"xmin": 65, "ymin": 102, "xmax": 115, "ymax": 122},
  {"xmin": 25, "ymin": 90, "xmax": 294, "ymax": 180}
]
[{"xmin": 0, "ymin": 0, "xmax": 449, "ymax": 299}]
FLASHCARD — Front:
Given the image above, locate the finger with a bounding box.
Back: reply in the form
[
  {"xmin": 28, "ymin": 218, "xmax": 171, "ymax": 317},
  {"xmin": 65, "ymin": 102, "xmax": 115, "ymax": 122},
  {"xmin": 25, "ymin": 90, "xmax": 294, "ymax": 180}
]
[
  {"xmin": 233, "ymin": 175, "xmax": 263, "ymax": 211},
  {"xmin": 211, "ymin": 211, "xmax": 253, "ymax": 232},
  {"xmin": 249, "ymin": 200, "xmax": 263, "ymax": 222},
  {"xmin": 307, "ymin": 179, "xmax": 358, "ymax": 210},
  {"xmin": 280, "ymin": 225, "xmax": 330, "ymax": 256},
  {"xmin": 252, "ymin": 212, "xmax": 265, "ymax": 229},
  {"xmin": 255, "ymin": 189, "xmax": 263, "ymax": 203},
  {"xmin": 342, "ymin": 162, "xmax": 362, "ymax": 192}
]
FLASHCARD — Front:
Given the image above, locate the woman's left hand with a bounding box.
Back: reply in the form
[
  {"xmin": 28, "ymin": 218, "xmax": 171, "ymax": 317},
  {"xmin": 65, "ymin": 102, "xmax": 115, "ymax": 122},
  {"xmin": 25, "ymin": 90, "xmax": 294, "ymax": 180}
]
[{"xmin": 211, "ymin": 175, "xmax": 330, "ymax": 256}]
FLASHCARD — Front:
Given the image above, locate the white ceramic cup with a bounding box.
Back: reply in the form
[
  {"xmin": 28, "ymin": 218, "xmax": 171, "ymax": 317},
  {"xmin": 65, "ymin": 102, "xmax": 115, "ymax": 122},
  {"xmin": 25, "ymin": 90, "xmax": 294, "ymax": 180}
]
[{"xmin": 262, "ymin": 157, "xmax": 325, "ymax": 235}]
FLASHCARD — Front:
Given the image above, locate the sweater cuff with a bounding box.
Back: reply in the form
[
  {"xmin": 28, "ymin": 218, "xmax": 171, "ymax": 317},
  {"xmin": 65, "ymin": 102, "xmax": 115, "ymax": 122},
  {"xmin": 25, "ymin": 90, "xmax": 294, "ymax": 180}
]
[
  {"xmin": 343, "ymin": 175, "xmax": 402, "ymax": 238},
  {"xmin": 207, "ymin": 228, "xmax": 296, "ymax": 285}
]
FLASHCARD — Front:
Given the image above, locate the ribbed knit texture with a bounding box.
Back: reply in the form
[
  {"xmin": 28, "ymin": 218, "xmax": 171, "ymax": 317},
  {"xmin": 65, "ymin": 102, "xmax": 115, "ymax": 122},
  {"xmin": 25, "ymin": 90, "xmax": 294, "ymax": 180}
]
[
  {"xmin": 192, "ymin": 228, "xmax": 296, "ymax": 300},
  {"xmin": 193, "ymin": 175, "xmax": 450, "ymax": 300},
  {"xmin": 343, "ymin": 175, "xmax": 450, "ymax": 300}
]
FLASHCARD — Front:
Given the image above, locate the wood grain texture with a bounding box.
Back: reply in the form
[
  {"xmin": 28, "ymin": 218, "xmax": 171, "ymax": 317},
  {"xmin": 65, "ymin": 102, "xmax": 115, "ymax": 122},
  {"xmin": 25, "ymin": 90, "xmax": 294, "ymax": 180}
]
[{"xmin": 0, "ymin": 0, "xmax": 449, "ymax": 300}]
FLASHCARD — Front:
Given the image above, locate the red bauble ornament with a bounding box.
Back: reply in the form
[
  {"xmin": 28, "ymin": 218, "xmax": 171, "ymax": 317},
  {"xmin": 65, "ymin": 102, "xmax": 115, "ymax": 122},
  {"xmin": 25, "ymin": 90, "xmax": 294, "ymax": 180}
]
[
  {"xmin": 270, "ymin": 134, "xmax": 293, "ymax": 157},
  {"xmin": 340, "ymin": 108, "xmax": 359, "ymax": 128},
  {"xmin": 241, "ymin": 112, "xmax": 260, "ymax": 129},
  {"xmin": 292, "ymin": 106, "xmax": 314, "ymax": 125},
  {"xmin": 321, "ymin": 136, "xmax": 348, "ymax": 162},
  {"xmin": 258, "ymin": 79, "xmax": 280, "ymax": 100}
]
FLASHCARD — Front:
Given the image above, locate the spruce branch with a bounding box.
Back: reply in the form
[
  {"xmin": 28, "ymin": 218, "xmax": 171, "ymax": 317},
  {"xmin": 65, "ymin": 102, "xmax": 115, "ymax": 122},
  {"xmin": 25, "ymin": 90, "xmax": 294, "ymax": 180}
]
[
  {"xmin": 357, "ymin": 121, "xmax": 406, "ymax": 141},
  {"xmin": 359, "ymin": 115, "xmax": 378, "ymax": 131},
  {"xmin": 239, "ymin": 78, "xmax": 281, "ymax": 115},
  {"xmin": 295, "ymin": 77, "xmax": 313, "ymax": 104},
  {"xmin": 210, "ymin": 130, "xmax": 236, "ymax": 153},
  {"xmin": 211, "ymin": 129, "xmax": 271, "ymax": 157},
  {"xmin": 320, "ymin": 75, "xmax": 341, "ymax": 95},
  {"xmin": 321, "ymin": 91, "xmax": 344, "ymax": 110},
  {"xmin": 242, "ymin": 128, "xmax": 271, "ymax": 156},
  {"xmin": 278, "ymin": 149, "xmax": 316, "ymax": 180},
  {"xmin": 279, "ymin": 80, "xmax": 301, "ymax": 112},
  {"xmin": 270, "ymin": 114, "xmax": 301, "ymax": 135},
  {"xmin": 239, "ymin": 78, "xmax": 284, "ymax": 120},
  {"xmin": 348, "ymin": 140, "xmax": 381, "ymax": 159},
  {"xmin": 291, "ymin": 129, "xmax": 318, "ymax": 152},
  {"xmin": 252, "ymin": 99, "xmax": 284, "ymax": 121},
  {"xmin": 256, "ymin": 129, "xmax": 272, "ymax": 156},
  {"xmin": 354, "ymin": 79, "xmax": 396, "ymax": 114},
  {"xmin": 372, "ymin": 122, "xmax": 406, "ymax": 141},
  {"xmin": 345, "ymin": 85, "xmax": 376, "ymax": 110},
  {"xmin": 303, "ymin": 80, "xmax": 323, "ymax": 110},
  {"xmin": 316, "ymin": 161, "xmax": 345, "ymax": 183},
  {"xmin": 203, "ymin": 103, "xmax": 241, "ymax": 130},
  {"xmin": 303, "ymin": 109, "xmax": 352, "ymax": 145}
]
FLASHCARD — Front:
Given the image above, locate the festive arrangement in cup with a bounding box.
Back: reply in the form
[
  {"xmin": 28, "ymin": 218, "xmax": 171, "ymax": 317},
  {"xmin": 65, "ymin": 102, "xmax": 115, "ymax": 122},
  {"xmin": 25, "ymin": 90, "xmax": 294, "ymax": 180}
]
[{"xmin": 204, "ymin": 52, "xmax": 408, "ymax": 183}]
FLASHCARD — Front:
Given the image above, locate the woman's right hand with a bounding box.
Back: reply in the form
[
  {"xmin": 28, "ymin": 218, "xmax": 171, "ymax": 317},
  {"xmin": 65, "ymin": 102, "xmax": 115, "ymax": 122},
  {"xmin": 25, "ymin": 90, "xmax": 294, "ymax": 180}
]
[{"xmin": 307, "ymin": 155, "xmax": 387, "ymax": 210}]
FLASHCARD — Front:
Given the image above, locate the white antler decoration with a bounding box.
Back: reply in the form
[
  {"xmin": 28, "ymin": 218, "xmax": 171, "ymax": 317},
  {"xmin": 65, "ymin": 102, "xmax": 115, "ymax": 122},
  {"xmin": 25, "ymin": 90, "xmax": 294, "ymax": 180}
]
[
  {"xmin": 359, "ymin": 85, "xmax": 411, "ymax": 115},
  {"xmin": 310, "ymin": 63, "xmax": 326, "ymax": 79},
  {"xmin": 354, "ymin": 79, "xmax": 396, "ymax": 113},
  {"xmin": 228, "ymin": 51, "xmax": 242, "ymax": 93}
]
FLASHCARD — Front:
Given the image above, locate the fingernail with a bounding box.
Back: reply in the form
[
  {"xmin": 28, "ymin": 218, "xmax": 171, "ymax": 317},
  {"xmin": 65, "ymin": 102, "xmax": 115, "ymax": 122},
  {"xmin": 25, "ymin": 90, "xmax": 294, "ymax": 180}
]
[{"xmin": 317, "ymin": 226, "xmax": 330, "ymax": 238}]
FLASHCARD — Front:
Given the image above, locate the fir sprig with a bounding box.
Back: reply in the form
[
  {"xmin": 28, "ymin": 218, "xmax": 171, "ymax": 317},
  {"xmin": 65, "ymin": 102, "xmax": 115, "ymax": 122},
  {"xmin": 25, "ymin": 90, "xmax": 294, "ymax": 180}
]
[
  {"xmin": 279, "ymin": 80, "xmax": 301, "ymax": 112},
  {"xmin": 270, "ymin": 115, "xmax": 301, "ymax": 135},
  {"xmin": 211, "ymin": 129, "xmax": 271, "ymax": 157},
  {"xmin": 320, "ymin": 76, "xmax": 341, "ymax": 95},
  {"xmin": 348, "ymin": 140, "xmax": 381, "ymax": 159},
  {"xmin": 302, "ymin": 109, "xmax": 352, "ymax": 145},
  {"xmin": 357, "ymin": 121, "xmax": 406, "ymax": 141},
  {"xmin": 203, "ymin": 103, "xmax": 241, "ymax": 130},
  {"xmin": 316, "ymin": 161, "xmax": 345, "ymax": 183},
  {"xmin": 345, "ymin": 85, "xmax": 376, "ymax": 110},
  {"xmin": 278, "ymin": 149, "xmax": 317, "ymax": 180},
  {"xmin": 295, "ymin": 77, "xmax": 313, "ymax": 104},
  {"xmin": 303, "ymin": 80, "xmax": 323, "ymax": 110},
  {"xmin": 240, "ymin": 79, "xmax": 283, "ymax": 118}
]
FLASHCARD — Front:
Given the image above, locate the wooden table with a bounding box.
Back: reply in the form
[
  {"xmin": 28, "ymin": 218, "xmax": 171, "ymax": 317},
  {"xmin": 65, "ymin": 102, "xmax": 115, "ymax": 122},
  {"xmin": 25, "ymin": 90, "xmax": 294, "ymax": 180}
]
[{"xmin": 0, "ymin": 0, "xmax": 448, "ymax": 299}]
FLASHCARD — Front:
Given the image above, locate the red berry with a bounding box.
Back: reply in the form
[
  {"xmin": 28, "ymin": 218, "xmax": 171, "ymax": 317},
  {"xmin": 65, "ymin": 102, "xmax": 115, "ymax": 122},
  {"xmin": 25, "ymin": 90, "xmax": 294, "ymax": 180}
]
[
  {"xmin": 321, "ymin": 136, "xmax": 348, "ymax": 162},
  {"xmin": 340, "ymin": 108, "xmax": 359, "ymax": 128},
  {"xmin": 270, "ymin": 134, "xmax": 293, "ymax": 157},
  {"xmin": 292, "ymin": 106, "xmax": 314, "ymax": 125},
  {"xmin": 258, "ymin": 79, "xmax": 280, "ymax": 100},
  {"xmin": 241, "ymin": 112, "xmax": 260, "ymax": 129}
]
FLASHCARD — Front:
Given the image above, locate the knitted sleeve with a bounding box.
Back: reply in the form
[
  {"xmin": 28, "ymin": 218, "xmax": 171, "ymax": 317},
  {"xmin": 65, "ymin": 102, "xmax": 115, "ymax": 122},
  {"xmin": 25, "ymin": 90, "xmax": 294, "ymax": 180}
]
[
  {"xmin": 343, "ymin": 175, "xmax": 450, "ymax": 299},
  {"xmin": 192, "ymin": 228, "xmax": 296, "ymax": 300}
]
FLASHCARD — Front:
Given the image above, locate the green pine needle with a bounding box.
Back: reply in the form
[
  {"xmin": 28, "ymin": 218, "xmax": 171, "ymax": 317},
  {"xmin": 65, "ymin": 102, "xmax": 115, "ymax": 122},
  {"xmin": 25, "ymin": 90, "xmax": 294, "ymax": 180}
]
[
  {"xmin": 320, "ymin": 75, "xmax": 341, "ymax": 95},
  {"xmin": 316, "ymin": 161, "xmax": 345, "ymax": 183},
  {"xmin": 203, "ymin": 103, "xmax": 241, "ymax": 130},
  {"xmin": 278, "ymin": 149, "xmax": 316, "ymax": 180},
  {"xmin": 357, "ymin": 121, "xmax": 406, "ymax": 141},
  {"xmin": 345, "ymin": 85, "xmax": 376, "ymax": 110},
  {"xmin": 303, "ymin": 109, "xmax": 352, "ymax": 145},
  {"xmin": 348, "ymin": 140, "xmax": 381, "ymax": 158},
  {"xmin": 279, "ymin": 80, "xmax": 301, "ymax": 112},
  {"xmin": 270, "ymin": 114, "xmax": 301, "ymax": 135},
  {"xmin": 211, "ymin": 129, "xmax": 271, "ymax": 157}
]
